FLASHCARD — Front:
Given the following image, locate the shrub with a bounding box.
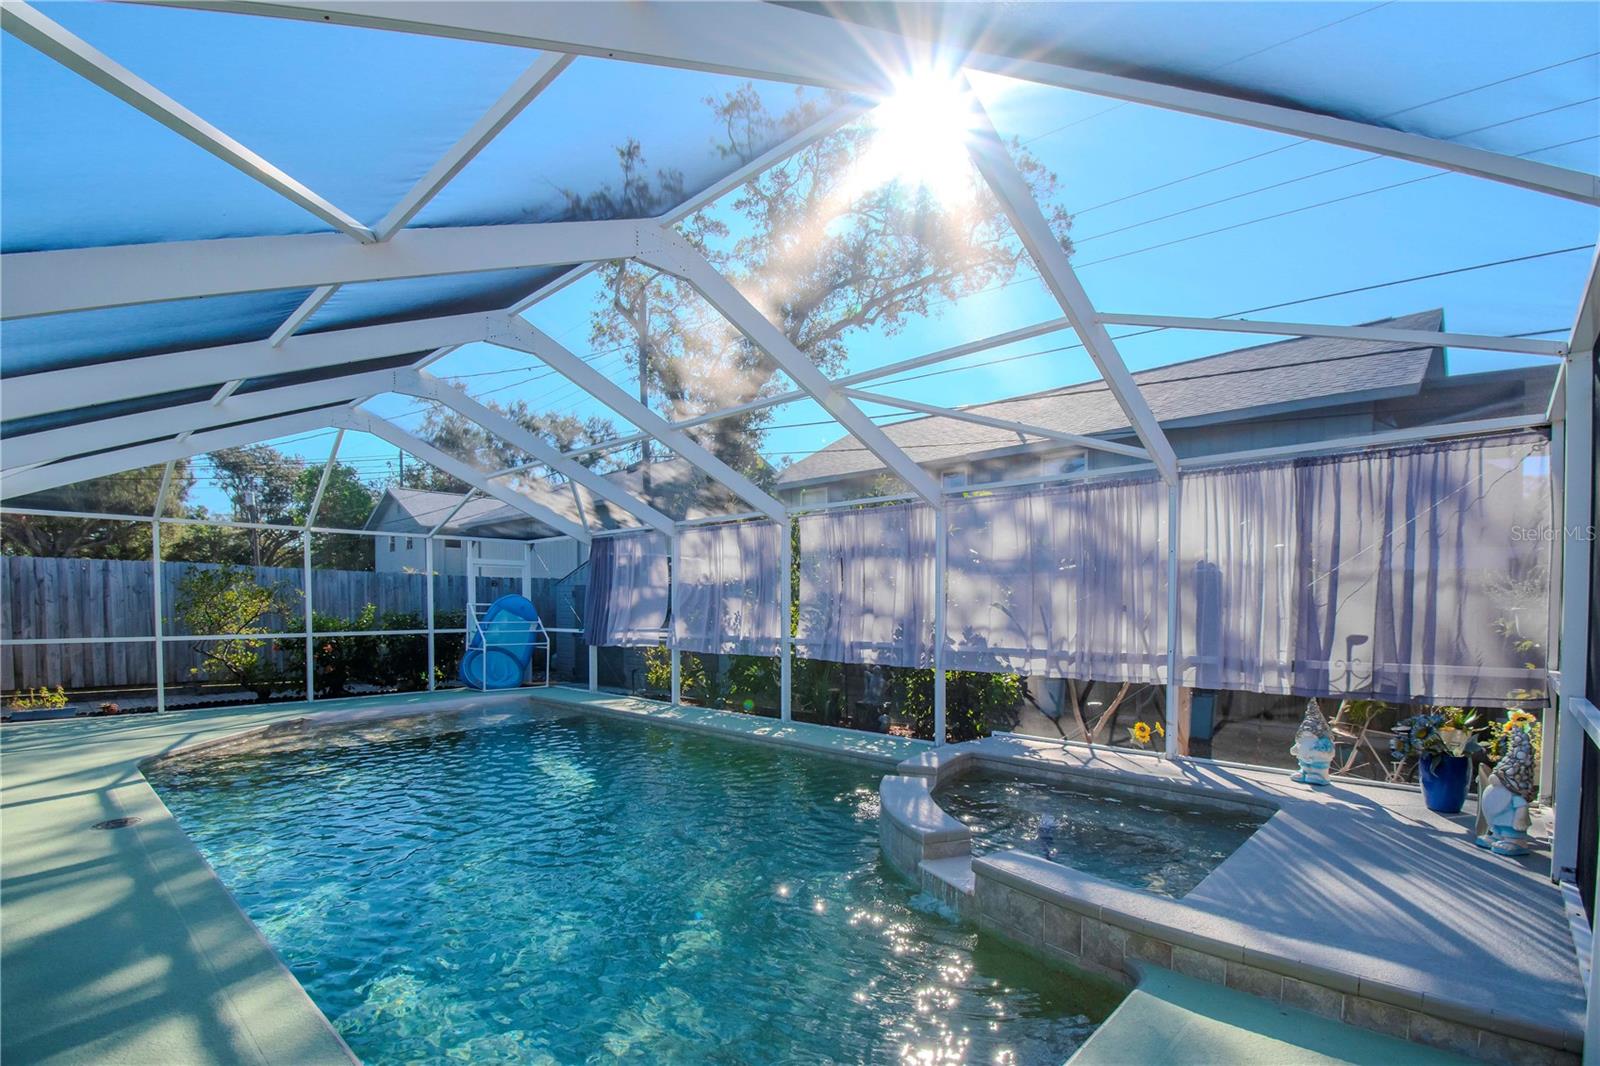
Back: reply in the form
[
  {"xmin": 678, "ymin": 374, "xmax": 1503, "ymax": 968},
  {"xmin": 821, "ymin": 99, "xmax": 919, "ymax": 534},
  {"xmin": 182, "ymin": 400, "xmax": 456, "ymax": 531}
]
[
  {"xmin": 174, "ymin": 565, "xmax": 294, "ymax": 700},
  {"xmin": 888, "ymin": 669, "xmax": 1024, "ymax": 743},
  {"xmin": 9, "ymin": 686, "xmax": 68, "ymax": 711},
  {"xmin": 279, "ymin": 607, "xmax": 444, "ymax": 696}
]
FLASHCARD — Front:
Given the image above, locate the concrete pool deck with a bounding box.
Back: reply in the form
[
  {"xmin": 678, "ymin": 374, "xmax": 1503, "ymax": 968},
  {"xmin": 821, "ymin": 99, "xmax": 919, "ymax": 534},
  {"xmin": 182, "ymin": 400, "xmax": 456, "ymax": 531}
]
[
  {"xmin": 879, "ymin": 733, "xmax": 1584, "ymax": 1064},
  {"xmin": 0, "ymin": 687, "xmax": 1577, "ymax": 1065},
  {"xmin": 0, "ymin": 687, "xmax": 928, "ymax": 1064}
]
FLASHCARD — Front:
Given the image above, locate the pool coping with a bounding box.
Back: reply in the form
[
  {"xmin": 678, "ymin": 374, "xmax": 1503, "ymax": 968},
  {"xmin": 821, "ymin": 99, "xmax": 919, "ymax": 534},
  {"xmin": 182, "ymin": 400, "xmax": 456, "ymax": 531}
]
[
  {"xmin": 876, "ymin": 734, "xmax": 1582, "ymax": 1064},
  {"xmin": 0, "ymin": 686, "xmax": 927, "ymax": 1065}
]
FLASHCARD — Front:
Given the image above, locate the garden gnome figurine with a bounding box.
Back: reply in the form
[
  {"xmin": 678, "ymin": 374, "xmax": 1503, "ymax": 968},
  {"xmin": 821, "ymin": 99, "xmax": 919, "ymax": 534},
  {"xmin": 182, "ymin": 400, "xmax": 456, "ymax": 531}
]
[
  {"xmin": 1290, "ymin": 698, "xmax": 1335, "ymax": 786},
  {"xmin": 1476, "ymin": 727, "xmax": 1536, "ymax": 857}
]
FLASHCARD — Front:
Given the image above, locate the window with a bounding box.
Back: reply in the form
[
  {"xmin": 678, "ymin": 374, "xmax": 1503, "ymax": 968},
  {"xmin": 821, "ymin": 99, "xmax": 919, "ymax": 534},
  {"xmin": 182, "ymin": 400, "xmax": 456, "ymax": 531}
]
[
  {"xmin": 941, "ymin": 469, "xmax": 967, "ymax": 491},
  {"xmin": 388, "ymin": 536, "xmax": 396, "ymax": 551},
  {"xmin": 970, "ymin": 457, "xmax": 1022, "ymax": 485},
  {"xmin": 443, "ymin": 539, "xmax": 461, "ymax": 548},
  {"xmin": 405, "ymin": 537, "xmax": 414, "ymax": 550},
  {"xmin": 1058, "ymin": 452, "xmax": 1087, "ymax": 476}
]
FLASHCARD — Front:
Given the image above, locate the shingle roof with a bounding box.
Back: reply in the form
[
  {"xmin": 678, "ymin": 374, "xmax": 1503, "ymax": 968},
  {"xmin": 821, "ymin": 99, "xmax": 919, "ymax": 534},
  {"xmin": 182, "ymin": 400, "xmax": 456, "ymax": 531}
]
[
  {"xmin": 778, "ymin": 310, "xmax": 1446, "ymax": 486},
  {"xmin": 582, "ymin": 457, "xmax": 745, "ymax": 526},
  {"xmin": 364, "ymin": 487, "xmax": 552, "ymax": 538},
  {"xmin": 365, "ymin": 456, "xmax": 750, "ymax": 537}
]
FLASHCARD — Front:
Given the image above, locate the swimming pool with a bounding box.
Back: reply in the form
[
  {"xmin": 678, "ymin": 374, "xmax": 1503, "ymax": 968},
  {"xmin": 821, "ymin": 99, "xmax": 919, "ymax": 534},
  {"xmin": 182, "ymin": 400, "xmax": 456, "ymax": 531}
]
[
  {"xmin": 145, "ymin": 706, "xmax": 1118, "ymax": 1063},
  {"xmin": 935, "ymin": 771, "xmax": 1270, "ymax": 899}
]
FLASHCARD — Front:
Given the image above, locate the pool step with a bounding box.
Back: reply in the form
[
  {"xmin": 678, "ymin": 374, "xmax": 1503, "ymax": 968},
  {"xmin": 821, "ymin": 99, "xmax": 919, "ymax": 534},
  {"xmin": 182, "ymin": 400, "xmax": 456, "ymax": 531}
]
[
  {"xmin": 916, "ymin": 856, "xmax": 975, "ymax": 919},
  {"xmin": 1070, "ymin": 966, "xmax": 1474, "ymax": 1066}
]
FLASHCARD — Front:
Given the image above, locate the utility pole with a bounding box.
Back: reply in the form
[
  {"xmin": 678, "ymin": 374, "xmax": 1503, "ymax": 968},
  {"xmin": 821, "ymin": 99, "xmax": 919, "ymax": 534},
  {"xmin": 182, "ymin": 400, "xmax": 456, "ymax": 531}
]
[
  {"xmin": 638, "ymin": 334, "xmax": 652, "ymax": 468},
  {"xmin": 242, "ymin": 483, "xmax": 262, "ymax": 567}
]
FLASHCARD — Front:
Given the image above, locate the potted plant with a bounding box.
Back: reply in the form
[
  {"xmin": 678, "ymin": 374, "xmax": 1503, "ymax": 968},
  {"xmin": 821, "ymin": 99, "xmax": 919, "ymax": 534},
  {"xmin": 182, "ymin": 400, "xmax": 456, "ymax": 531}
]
[{"xmin": 1391, "ymin": 707, "xmax": 1482, "ymax": 813}]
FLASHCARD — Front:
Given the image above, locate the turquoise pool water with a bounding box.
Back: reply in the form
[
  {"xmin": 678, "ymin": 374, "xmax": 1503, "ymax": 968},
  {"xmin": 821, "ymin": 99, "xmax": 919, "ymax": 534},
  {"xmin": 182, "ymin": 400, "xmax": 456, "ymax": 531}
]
[
  {"xmin": 935, "ymin": 772, "xmax": 1270, "ymax": 899},
  {"xmin": 146, "ymin": 707, "xmax": 1114, "ymax": 1064}
]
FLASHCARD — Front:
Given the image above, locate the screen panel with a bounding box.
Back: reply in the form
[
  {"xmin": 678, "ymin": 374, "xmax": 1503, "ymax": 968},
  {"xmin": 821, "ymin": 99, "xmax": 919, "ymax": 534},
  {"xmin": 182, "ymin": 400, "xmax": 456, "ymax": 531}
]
[{"xmin": 36, "ymin": 0, "xmax": 538, "ymax": 233}]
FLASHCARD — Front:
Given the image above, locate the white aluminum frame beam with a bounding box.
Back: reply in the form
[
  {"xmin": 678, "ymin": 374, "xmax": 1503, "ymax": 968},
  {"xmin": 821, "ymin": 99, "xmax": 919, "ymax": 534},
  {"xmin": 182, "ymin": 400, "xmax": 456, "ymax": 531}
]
[
  {"xmin": 1, "ymin": 408, "xmax": 340, "ymax": 499},
  {"xmin": 1, "ymin": 2, "xmax": 376, "ymax": 241},
  {"xmin": 3, "ymin": 366, "xmax": 412, "ymax": 471},
  {"xmin": 1098, "ymin": 313, "xmax": 1568, "ymax": 358},
  {"xmin": 377, "ymin": 53, "xmax": 573, "ymax": 239},
  {"xmin": 636, "ymin": 229, "xmax": 943, "ymax": 503},
  {"xmin": 269, "ymin": 286, "xmax": 340, "ymax": 347},
  {"xmin": 1178, "ymin": 413, "xmax": 1549, "ymax": 469},
  {"xmin": 558, "ymin": 316, "xmax": 1081, "ymax": 461},
  {"xmin": 1552, "ymin": 349, "xmax": 1594, "ymax": 878},
  {"xmin": 3, "ymin": 311, "xmax": 492, "ymax": 422},
  {"xmin": 506, "ymin": 97, "xmax": 872, "ymax": 317},
  {"xmin": 185, "ymin": 1, "xmax": 1600, "ymax": 205},
  {"xmin": 267, "ymin": 52, "xmax": 576, "ymax": 348},
  {"xmin": 555, "ymin": 300, "xmax": 1541, "ymax": 467},
  {"xmin": 339, "ymin": 409, "xmax": 591, "ymax": 543},
  {"xmin": 2, "ymin": 219, "xmax": 644, "ymax": 319},
  {"xmin": 1569, "ymin": 243, "xmax": 1600, "ymax": 358},
  {"xmin": 842, "ymin": 387, "xmax": 1151, "ymax": 460},
  {"xmin": 301, "ymin": 428, "xmax": 345, "ymax": 530},
  {"xmin": 9, "ymin": 286, "xmax": 1539, "ymax": 491},
  {"xmin": 425, "ymin": 487, "xmax": 479, "ymax": 537},
  {"xmin": 1553, "ymin": 243, "xmax": 1599, "ymax": 879},
  {"xmin": 398, "ymin": 370, "xmax": 676, "ymax": 534},
  {"xmin": 989, "ymin": 53, "xmax": 1600, "ymax": 207},
  {"xmin": 486, "ymin": 318, "xmax": 787, "ymax": 522},
  {"xmin": 962, "ymin": 88, "xmax": 1180, "ymax": 484}
]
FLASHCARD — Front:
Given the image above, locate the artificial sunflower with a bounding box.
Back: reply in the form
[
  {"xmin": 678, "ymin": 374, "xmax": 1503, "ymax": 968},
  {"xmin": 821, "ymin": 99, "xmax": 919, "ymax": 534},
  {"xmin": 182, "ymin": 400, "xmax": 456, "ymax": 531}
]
[
  {"xmin": 1505, "ymin": 710, "xmax": 1538, "ymax": 731},
  {"xmin": 1131, "ymin": 721, "xmax": 1153, "ymax": 745}
]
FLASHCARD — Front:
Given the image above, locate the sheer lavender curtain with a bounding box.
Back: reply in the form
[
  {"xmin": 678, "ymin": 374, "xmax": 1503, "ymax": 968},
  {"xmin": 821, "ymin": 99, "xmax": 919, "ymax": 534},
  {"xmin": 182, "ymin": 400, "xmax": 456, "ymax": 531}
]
[
  {"xmin": 1179, "ymin": 432, "xmax": 1552, "ymax": 706},
  {"xmin": 945, "ymin": 474, "xmax": 1168, "ymax": 683},
  {"xmin": 672, "ymin": 520, "xmax": 784, "ymax": 656},
  {"xmin": 796, "ymin": 502, "xmax": 936, "ymax": 667},
  {"xmin": 582, "ymin": 531, "xmax": 670, "ymax": 647},
  {"xmin": 1176, "ymin": 461, "xmax": 1299, "ymax": 693}
]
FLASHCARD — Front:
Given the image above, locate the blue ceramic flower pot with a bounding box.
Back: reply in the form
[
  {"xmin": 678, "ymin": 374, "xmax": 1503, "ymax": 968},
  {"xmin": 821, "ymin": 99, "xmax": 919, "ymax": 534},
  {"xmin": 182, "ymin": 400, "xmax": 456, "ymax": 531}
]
[{"xmin": 1419, "ymin": 754, "xmax": 1471, "ymax": 814}]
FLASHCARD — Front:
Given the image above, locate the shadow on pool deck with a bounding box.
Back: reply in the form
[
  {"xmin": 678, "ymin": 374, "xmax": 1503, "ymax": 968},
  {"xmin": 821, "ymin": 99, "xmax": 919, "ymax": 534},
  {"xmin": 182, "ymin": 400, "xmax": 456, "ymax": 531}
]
[{"xmin": 0, "ymin": 696, "xmax": 463, "ymax": 1064}]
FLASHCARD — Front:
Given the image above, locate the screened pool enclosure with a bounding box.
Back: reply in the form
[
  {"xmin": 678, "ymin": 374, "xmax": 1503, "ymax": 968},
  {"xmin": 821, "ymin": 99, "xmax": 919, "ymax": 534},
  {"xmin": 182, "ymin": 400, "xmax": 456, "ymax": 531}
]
[{"xmin": 0, "ymin": 1, "xmax": 1596, "ymax": 875}]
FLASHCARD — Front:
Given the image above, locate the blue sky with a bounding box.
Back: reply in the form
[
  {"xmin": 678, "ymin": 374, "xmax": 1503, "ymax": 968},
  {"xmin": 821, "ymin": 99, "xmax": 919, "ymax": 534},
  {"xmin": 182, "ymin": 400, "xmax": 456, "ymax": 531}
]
[{"xmin": 31, "ymin": 2, "xmax": 1587, "ymax": 516}]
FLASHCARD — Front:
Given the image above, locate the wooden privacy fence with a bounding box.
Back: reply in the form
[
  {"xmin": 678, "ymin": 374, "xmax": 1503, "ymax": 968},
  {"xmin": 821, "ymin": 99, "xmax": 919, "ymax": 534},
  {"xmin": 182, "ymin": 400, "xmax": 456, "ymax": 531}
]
[{"xmin": 1, "ymin": 556, "xmax": 578, "ymax": 691}]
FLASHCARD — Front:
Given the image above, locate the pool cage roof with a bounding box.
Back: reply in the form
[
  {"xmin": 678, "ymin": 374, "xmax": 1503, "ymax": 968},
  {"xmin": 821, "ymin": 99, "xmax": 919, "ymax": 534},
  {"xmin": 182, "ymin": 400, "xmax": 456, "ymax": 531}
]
[{"xmin": 1, "ymin": 0, "xmax": 1597, "ymax": 539}]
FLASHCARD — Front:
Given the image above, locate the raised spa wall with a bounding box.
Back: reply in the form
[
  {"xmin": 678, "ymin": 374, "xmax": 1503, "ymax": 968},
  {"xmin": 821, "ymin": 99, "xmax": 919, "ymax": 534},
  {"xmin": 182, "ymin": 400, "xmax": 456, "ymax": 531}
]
[{"xmin": 877, "ymin": 742, "xmax": 1579, "ymax": 1066}]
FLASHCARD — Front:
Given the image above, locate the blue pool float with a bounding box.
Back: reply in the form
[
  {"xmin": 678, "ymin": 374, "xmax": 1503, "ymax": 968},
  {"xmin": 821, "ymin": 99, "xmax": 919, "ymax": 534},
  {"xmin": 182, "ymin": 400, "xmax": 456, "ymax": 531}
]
[{"xmin": 458, "ymin": 594, "xmax": 543, "ymax": 689}]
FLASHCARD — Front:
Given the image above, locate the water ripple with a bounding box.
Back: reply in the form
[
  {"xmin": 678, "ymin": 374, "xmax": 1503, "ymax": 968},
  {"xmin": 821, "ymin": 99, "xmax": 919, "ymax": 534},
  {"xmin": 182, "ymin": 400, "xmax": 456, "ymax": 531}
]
[{"xmin": 149, "ymin": 708, "xmax": 1107, "ymax": 1064}]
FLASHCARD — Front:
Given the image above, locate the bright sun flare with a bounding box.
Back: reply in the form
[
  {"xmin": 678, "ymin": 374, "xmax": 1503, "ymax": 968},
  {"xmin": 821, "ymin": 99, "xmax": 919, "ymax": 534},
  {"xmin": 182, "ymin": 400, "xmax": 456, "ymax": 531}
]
[{"xmin": 856, "ymin": 71, "xmax": 977, "ymax": 202}]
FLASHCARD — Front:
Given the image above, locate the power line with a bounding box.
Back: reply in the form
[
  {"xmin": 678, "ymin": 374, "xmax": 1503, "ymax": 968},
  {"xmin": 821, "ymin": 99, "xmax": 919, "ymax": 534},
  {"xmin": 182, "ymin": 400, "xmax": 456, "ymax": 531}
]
[
  {"xmin": 1074, "ymin": 97, "xmax": 1599, "ymax": 247},
  {"xmin": 1075, "ymin": 133, "xmax": 1597, "ymax": 270},
  {"xmin": 1069, "ymin": 50, "xmax": 1600, "ymax": 216},
  {"xmin": 1016, "ymin": 2, "xmax": 1395, "ymax": 150}
]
